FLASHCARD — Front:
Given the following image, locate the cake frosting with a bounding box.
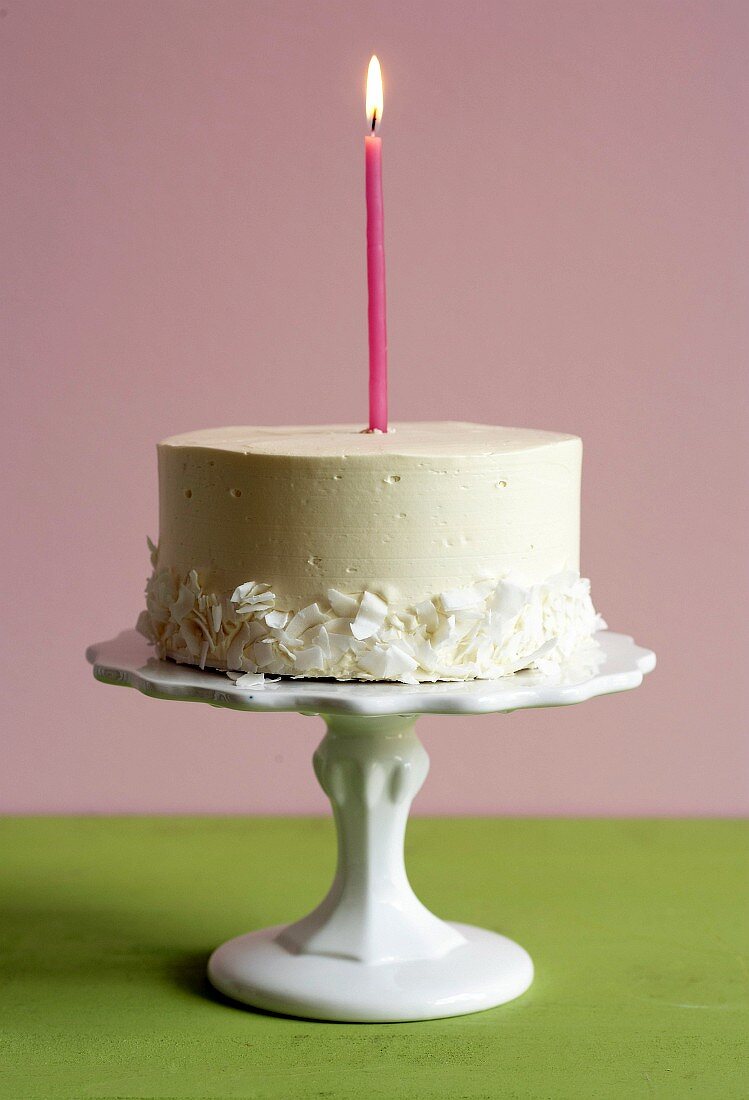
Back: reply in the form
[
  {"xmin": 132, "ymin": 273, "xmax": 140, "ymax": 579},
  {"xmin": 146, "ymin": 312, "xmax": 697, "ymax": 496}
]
[{"xmin": 137, "ymin": 423, "xmax": 604, "ymax": 682}]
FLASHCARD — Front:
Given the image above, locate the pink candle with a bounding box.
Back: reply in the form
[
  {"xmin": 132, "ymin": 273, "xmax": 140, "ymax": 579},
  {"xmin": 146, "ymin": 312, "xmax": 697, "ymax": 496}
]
[{"xmin": 365, "ymin": 56, "xmax": 387, "ymax": 432}]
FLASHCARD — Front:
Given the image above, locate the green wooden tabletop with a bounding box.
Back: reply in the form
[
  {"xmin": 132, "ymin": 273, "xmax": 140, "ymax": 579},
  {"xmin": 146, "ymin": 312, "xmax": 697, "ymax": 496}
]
[{"xmin": 0, "ymin": 817, "xmax": 745, "ymax": 1099}]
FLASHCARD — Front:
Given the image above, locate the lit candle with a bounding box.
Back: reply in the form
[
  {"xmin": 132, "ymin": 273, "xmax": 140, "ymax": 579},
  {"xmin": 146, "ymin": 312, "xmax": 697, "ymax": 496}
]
[{"xmin": 365, "ymin": 55, "xmax": 388, "ymax": 433}]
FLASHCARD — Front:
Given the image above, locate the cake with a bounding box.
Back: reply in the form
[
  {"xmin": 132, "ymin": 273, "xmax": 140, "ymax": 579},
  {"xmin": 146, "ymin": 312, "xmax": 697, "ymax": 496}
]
[{"xmin": 137, "ymin": 422, "xmax": 604, "ymax": 683}]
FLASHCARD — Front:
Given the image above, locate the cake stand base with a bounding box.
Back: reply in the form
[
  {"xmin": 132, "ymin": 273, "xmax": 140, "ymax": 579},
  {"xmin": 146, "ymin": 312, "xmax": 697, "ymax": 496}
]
[
  {"xmin": 204, "ymin": 710, "xmax": 536, "ymax": 1022},
  {"xmin": 208, "ymin": 922, "xmax": 532, "ymax": 1023},
  {"xmin": 87, "ymin": 630, "xmax": 655, "ymax": 1024},
  {"xmin": 206, "ymin": 712, "xmax": 534, "ymax": 1022}
]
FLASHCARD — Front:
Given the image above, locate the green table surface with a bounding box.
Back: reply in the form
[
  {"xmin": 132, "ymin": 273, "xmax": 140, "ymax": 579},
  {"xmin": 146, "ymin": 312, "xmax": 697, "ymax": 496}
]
[{"xmin": 0, "ymin": 818, "xmax": 746, "ymax": 1099}]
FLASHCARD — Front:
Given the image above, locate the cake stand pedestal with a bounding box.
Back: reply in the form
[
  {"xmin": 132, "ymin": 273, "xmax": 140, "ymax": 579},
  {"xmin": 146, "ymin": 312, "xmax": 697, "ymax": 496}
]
[{"xmin": 87, "ymin": 630, "xmax": 655, "ymax": 1023}]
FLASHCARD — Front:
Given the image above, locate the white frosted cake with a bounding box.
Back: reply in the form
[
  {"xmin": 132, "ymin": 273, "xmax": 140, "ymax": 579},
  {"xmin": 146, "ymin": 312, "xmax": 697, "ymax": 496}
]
[{"xmin": 137, "ymin": 422, "xmax": 604, "ymax": 683}]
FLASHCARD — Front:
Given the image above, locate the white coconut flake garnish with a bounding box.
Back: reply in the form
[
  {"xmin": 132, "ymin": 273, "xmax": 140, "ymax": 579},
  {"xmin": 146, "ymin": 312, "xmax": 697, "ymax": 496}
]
[
  {"xmin": 357, "ymin": 646, "xmax": 387, "ymax": 679},
  {"xmin": 285, "ymin": 603, "xmax": 327, "ymax": 638},
  {"xmin": 383, "ymin": 644, "xmax": 419, "ymax": 678},
  {"xmin": 508, "ymin": 636, "xmax": 558, "ymax": 673},
  {"xmin": 264, "ymin": 609, "xmax": 289, "ymax": 629},
  {"xmin": 325, "ymin": 617, "xmax": 354, "ymax": 635},
  {"xmin": 415, "ymin": 599, "xmax": 440, "ymax": 633},
  {"xmin": 210, "ymin": 603, "xmax": 223, "ymax": 633},
  {"xmin": 328, "ymin": 588, "xmax": 360, "ymax": 617},
  {"xmin": 231, "ymin": 582, "xmax": 275, "ymax": 617},
  {"xmin": 327, "ymin": 630, "xmax": 354, "ymax": 658},
  {"xmin": 226, "ymin": 671, "xmax": 281, "ymax": 689},
  {"xmin": 431, "ymin": 614, "xmax": 455, "ymax": 647},
  {"xmin": 351, "ymin": 591, "xmax": 388, "ymax": 640},
  {"xmin": 225, "ymin": 623, "xmax": 251, "ymax": 670},
  {"xmin": 171, "ymin": 583, "xmax": 196, "ymax": 623},
  {"xmin": 309, "ymin": 625, "xmax": 332, "ymax": 659},
  {"xmin": 293, "ymin": 645, "xmax": 325, "ymax": 673},
  {"xmin": 440, "ymin": 585, "xmax": 484, "ymax": 612},
  {"xmin": 492, "ymin": 579, "xmax": 528, "ymax": 620},
  {"xmin": 252, "ymin": 638, "xmax": 279, "ymax": 668},
  {"xmin": 138, "ymin": 557, "xmax": 604, "ymax": 685}
]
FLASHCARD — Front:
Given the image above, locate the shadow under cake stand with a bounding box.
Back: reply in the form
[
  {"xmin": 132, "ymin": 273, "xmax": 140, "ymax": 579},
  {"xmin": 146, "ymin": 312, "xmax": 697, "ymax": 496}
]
[{"xmin": 87, "ymin": 629, "xmax": 655, "ymax": 1023}]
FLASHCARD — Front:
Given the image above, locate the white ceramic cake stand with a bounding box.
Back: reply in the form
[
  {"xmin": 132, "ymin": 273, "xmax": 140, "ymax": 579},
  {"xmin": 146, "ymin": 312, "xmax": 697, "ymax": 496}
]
[{"xmin": 87, "ymin": 629, "xmax": 654, "ymax": 1023}]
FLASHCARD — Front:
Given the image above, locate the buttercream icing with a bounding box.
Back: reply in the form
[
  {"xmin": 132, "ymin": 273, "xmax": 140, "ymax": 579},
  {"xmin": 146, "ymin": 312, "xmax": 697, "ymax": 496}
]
[{"xmin": 139, "ymin": 422, "xmax": 604, "ymax": 682}]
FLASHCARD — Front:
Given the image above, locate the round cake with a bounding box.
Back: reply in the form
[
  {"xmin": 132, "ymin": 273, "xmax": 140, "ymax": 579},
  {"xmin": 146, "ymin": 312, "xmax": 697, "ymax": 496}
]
[{"xmin": 137, "ymin": 422, "xmax": 604, "ymax": 682}]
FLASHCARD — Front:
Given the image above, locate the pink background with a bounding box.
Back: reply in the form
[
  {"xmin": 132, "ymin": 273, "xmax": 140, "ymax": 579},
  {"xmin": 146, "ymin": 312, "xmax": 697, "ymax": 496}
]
[{"xmin": 2, "ymin": 0, "xmax": 747, "ymax": 814}]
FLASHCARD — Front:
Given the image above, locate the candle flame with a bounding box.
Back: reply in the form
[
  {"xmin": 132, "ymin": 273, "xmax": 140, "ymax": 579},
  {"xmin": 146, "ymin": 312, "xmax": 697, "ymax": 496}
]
[{"xmin": 366, "ymin": 55, "xmax": 383, "ymax": 131}]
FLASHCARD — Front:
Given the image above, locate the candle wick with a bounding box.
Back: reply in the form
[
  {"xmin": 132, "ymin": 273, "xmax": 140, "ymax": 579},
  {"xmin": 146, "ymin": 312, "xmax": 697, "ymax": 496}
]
[{"xmin": 371, "ymin": 111, "xmax": 377, "ymax": 133}]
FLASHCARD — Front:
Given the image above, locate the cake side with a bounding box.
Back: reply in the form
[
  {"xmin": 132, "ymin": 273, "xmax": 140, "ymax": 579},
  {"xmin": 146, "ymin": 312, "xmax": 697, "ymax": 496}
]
[
  {"xmin": 155, "ymin": 422, "xmax": 582, "ymax": 606},
  {"xmin": 138, "ymin": 423, "xmax": 603, "ymax": 683}
]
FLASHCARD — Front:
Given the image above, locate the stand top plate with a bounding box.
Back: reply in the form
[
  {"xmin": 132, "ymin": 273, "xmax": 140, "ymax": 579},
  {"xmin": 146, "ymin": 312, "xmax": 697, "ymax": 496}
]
[{"xmin": 87, "ymin": 630, "xmax": 655, "ymax": 717}]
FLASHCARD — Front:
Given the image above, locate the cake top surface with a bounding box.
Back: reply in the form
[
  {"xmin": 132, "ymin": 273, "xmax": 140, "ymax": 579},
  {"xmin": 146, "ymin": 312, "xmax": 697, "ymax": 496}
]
[{"xmin": 159, "ymin": 423, "xmax": 579, "ymax": 458}]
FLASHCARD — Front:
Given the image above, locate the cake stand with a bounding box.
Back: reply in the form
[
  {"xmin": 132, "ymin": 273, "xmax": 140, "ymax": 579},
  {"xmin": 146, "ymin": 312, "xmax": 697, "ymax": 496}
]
[{"xmin": 87, "ymin": 629, "xmax": 655, "ymax": 1023}]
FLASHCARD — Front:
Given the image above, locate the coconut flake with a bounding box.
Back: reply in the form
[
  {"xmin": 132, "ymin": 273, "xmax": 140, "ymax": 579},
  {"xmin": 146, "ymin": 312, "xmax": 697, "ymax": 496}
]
[
  {"xmin": 308, "ymin": 625, "xmax": 332, "ymax": 659},
  {"xmin": 245, "ymin": 619, "xmax": 267, "ymax": 642},
  {"xmin": 231, "ymin": 582, "xmax": 275, "ymax": 617},
  {"xmin": 268, "ymin": 627, "xmax": 302, "ymax": 653},
  {"xmin": 136, "ymin": 608, "xmax": 156, "ymax": 642},
  {"xmin": 327, "ymin": 630, "xmax": 354, "ymax": 658},
  {"xmin": 285, "ymin": 603, "xmax": 327, "ymax": 638},
  {"xmin": 264, "ymin": 609, "xmax": 289, "ymax": 629},
  {"xmin": 383, "ymin": 644, "xmax": 419, "ymax": 678},
  {"xmin": 508, "ymin": 636, "xmax": 558, "ymax": 673},
  {"xmin": 415, "ymin": 599, "xmax": 440, "ymax": 633},
  {"xmin": 492, "ymin": 579, "xmax": 528, "ymax": 620},
  {"xmin": 431, "ymin": 614, "xmax": 456, "ymax": 647},
  {"xmin": 226, "ymin": 622, "xmax": 252, "ymax": 669},
  {"xmin": 413, "ymin": 638, "xmax": 439, "ymax": 673},
  {"xmin": 294, "ymin": 645, "xmax": 325, "ymax": 673},
  {"xmin": 351, "ymin": 591, "xmax": 388, "ymax": 640},
  {"xmin": 226, "ymin": 670, "xmax": 283, "ymax": 688},
  {"xmin": 227, "ymin": 671, "xmax": 263, "ymax": 688},
  {"xmin": 179, "ymin": 618, "xmax": 203, "ymax": 658},
  {"xmin": 328, "ymin": 588, "xmax": 359, "ymax": 617},
  {"xmin": 171, "ymin": 583, "xmax": 196, "ymax": 623},
  {"xmin": 325, "ymin": 616, "xmax": 355, "ymax": 635},
  {"xmin": 440, "ymin": 585, "xmax": 484, "ymax": 612},
  {"xmin": 357, "ymin": 646, "xmax": 388, "ymax": 679},
  {"xmin": 252, "ymin": 638, "xmax": 278, "ymax": 668}
]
